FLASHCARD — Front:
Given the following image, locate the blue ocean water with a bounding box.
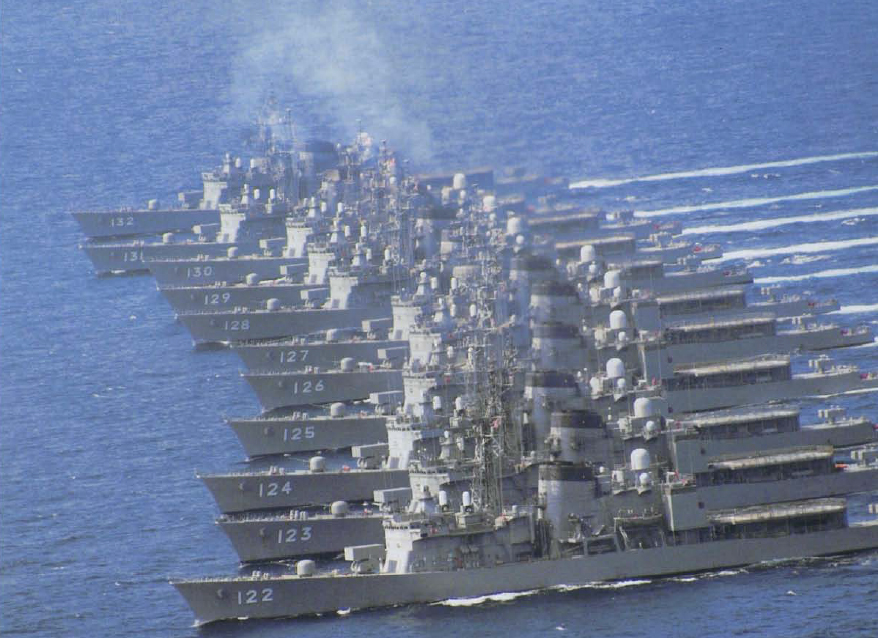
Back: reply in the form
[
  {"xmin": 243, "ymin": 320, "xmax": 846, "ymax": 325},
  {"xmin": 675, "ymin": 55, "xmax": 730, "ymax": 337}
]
[{"xmin": 1, "ymin": 1, "xmax": 877, "ymax": 636}]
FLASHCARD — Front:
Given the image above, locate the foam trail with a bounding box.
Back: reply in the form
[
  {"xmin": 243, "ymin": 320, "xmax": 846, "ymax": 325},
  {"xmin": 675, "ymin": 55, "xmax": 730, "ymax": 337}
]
[
  {"xmin": 551, "ymin": 579, "xmax": 652, "ymax": 593},
  {"xmin": 570, "ymin": 151, "xmax": 878, "ymax": 189},
  {"xmin": 755, "ymin": 264, "xmax": 878, "ymax": 284},
  {"xmin": 716, "ymin": 237, "xmax": 878, "ymax": 263},
  {"xmin": 584, "ymin": 579, "xmax": 652, "ymax": 590},
  {"xmin": 814, "ymin": 387, "xmax": 878, "ymax": 398},
  {"xmin": 830, "ymin": 304, "xmax": 878, "ymax": 315},
  {"xmin": 682, "ymin": 206, "xmax": 878, "ymax": 235},
  {"xmin": 436, "ymin": 590, "xmax": 541, "ymax": 607},
  {"xmin": 634, "ymin": 185, "xmax": 878, "ymax": 218},
  {"xmin": 781, "ymin": 255, "xmax": 829, "ymax": 266}
]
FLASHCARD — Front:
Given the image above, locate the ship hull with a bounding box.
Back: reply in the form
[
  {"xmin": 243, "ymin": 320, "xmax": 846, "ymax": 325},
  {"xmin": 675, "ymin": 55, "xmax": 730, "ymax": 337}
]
[
  {"xmin": 178, "ymin": 307, "xmax": 390, "ymax": 345},
  {"xmin": 148, "ymin": 256, "xmax": 307, "ymax": 286},
  {"xmin": 556, "ymin": 240, "xmax": 722, "ymax": 265},
  {"xmin": 664, "ymin": 371, "xmax": 878, "ymax": 414},
  {"xmin": 749, "ymin": 299, "xmax": 840, "ymax": 317},
  {"xmin": 638, "ymin": 269, "xmax": 753, "ymax": 295},
  {"xmin": 244, "ymin": 369, "xmax": 404, "ymax": 411},
  {"xmin": 159, "ymin": 282, "xmax": 318, "ymax": 313},
  {"xmin": 72, "ymin": 208, "xmax": 219, "ymax": 239},
  {"xmin": 638, "ymin": 244, "xmax": 722, "ymax": 264},
  {"xmin": 234, "ymin": 339, "xmax": 409, "ymax": 372},
  {"xmin": 695, "ymin": 466, "xmax": 878, "ymax": 510},
  {"xmin": 218, "ymin": 514, "xmax": 385, "ymax": 562},
  {"xmin": 567, "ymin": 220, "xmax": 680, "ymax": 241},
  {"xmin": 81, "ymin": 240, "xmax": 234, "ymax": 275},
  {"xmin": 173, "ymin": 522, "xmax": 878, "ymax": 625},
  {"xmin": 661, "ymin": 298, "xmax": 841, "ymax": 323},
  {"xmin": 228, "ymin": 415, "xmax": 388, "ymax": 457},
  {"xmin": 200, "ymin": 469, "xmax": 410, "ymax": 513},
  {"xmin": 586, "ymin": 293, "xmax": 837, "ymax": 331},
  {"xmin": 671, "ymin": 420, "xmax": 878, "ymax": 471},
  {"xmin": 641, "ymin": 326, "xmax": 874, "ymax": 378}
]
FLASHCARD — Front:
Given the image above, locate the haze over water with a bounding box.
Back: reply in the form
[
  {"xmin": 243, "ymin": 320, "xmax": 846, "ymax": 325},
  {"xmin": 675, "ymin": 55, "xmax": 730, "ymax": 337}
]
[{"xmin": 1, "ymin": 1, "xmax": 877, "ymax": 636}]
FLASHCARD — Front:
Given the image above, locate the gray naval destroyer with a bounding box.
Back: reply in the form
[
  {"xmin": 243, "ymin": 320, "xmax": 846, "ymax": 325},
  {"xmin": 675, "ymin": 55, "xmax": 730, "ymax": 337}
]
[
  {"xmin": 227, "ymin": 401, "xmax": 390, "ymax": 459},
  {"xmin": 175, "ymin": 486, "xmax": 878, "ymax": 625},
  {"xmin": 167, "ymin": 149, "xmax": 878, "ymax": 624},
  {"xmin": 72, "ymin": 195, "xmax": 219, "ymax": 241}
]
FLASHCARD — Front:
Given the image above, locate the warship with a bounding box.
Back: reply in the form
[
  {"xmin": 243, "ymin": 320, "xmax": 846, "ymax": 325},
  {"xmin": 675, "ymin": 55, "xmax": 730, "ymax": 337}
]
[
  {"xmin": 556, "ymin": 233, "xmax": 723, "ymax": 265},
  {"xmin": 660, "ymin": 354, "xmax": 878, "ymax": 413},
  {"xmin": 174, "ymin": 496, "xmax": 878, "ymax": 624},
  {"xmin": 244, "ymin": 362, "xmax": 405, "ymax": 412},
  {"xmin": 147, "ymin": 250, "xmax": 308, "ymax": 287},
  {"xmin": 72, "ymin": 197, "xmax": 219, "ymax": 240},
  {"xmin": 71, "ymin": 114, "xmax": 878, "ymax": 626},
  {"xmin": 581, "ymin": 352, "xmax": 878, "ymax": 420},
  {"xmin": 176, "ymin": 331, "xmax": 878, "ymax": 620},
  {"xmin": 579, "ymin": 283, "xmax": 842, "ymax": 333},
  {"xmin": 158, "ymin": 275, "xmax": 321, "ymax": 314},
  {"xmin": 232, "ymin": 329, "xmax": 409, "ymax": 374},
  {"xmin": 528, "ymin": 207, "xmax": 683, "ymax": 241},
  {"xmin": 177, "ymin": 295, "xmax": 393, "ymax": 347},
  {"xmin": 227, "ymin": 402, "xmax": 390, "ymax": 458},
  {"xmin": 75, "ymin": 108, "xmax": 343, "ymax": 274},
  {"xmin": 199, "ymin": 451, "xmax": 410, "ymax": 514},
  {"xmin": 639, "ymin": 315, "xmax": 871, "ymax": 367},
  {"xmin": 214, "ymin": 490, "xmax": 412, "ymax": 563},
  {"xmin": 82, "ymin": 235, "xmax": 230, "ymax": 276},
  {"xmin": 642, "ymin": 286, "xmax": 841, "ymax": 325},
  {"xmin": 577, "ymin": 257, "xmax": 754, "ymax": 298},
  {"xmin": 593, "ymin": 312, "xmax": 873, "ymax": 379}
]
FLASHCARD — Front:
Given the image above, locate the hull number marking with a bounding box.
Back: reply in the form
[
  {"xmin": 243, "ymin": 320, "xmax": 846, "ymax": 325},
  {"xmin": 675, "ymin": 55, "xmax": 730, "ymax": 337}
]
[{"xmin": 237, "ymin": 588, "xmax": 273, "ymax": 605}]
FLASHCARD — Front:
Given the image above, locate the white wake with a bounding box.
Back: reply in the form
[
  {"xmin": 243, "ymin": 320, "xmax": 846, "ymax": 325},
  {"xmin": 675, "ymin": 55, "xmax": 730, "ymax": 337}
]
[
  {"xmin": 435, "ymin": 589, "xmax": 541, "ymax": 607},
  {"xmin": 830, "ymin": 304, "xmax": 878, "ymax": 315},
  {"xmin": 754, "ymin": 264, "xmax": 878, "ymax": 284},
  {"xmin": 635, "ymin": 185, "xmax": 878, "ymax": 218},
  {"xmin": 570, "ymin": 151, "xmax": 878, "ymax": 189},
  {"xmin": 682, "ymin": 206, "xmax": 878, "ymax": 235},
  {"xmin": 716, "ymin": 237, "xmax": 878, "ymax": 263}
]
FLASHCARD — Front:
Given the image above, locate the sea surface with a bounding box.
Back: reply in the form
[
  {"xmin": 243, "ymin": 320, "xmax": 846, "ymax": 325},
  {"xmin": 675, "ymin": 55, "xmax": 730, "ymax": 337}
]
[{"xmin": 1, "ymin": 1, "xmax": 877, "ymax": 636}]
